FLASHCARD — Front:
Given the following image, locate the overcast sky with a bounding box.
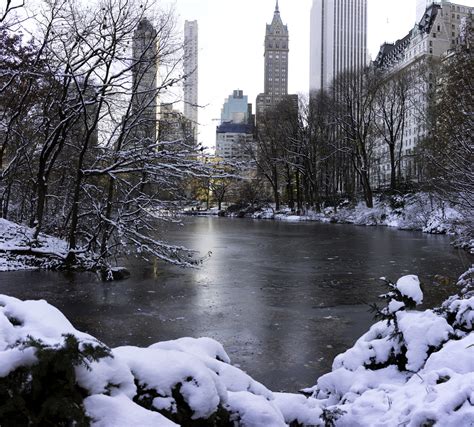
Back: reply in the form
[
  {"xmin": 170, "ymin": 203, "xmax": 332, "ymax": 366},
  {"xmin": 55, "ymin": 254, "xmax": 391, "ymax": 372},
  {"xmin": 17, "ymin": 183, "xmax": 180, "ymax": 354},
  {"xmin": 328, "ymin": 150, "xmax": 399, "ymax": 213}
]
[{"xmin": 163, "ymin": 0, "xmax": 473, "ymax": 149}]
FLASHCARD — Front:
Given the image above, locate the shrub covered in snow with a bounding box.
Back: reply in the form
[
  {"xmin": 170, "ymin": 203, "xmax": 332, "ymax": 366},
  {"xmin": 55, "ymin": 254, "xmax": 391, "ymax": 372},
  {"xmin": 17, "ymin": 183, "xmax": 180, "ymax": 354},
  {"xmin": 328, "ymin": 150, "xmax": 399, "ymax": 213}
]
[
  {"xmin": 304, "ymin": 271, "xmax": 474, "ymax": 426},
  {"xmin": 0, "ymin": 269, "xmax": 472, "ymax": 426},
  {"xmin": 0, "ymin": 295, "xmax": 292, "ymax": 426}
]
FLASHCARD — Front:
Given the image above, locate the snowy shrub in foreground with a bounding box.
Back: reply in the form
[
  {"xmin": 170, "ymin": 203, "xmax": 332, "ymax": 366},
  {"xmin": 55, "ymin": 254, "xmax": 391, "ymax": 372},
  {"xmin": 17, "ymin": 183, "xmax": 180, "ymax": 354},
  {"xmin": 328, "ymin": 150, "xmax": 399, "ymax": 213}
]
[
  {"xmin": 305, "ymin": 272, "xmax": 474, "ymax": 426},
  {"xmin": 0, "ymin": 295, "xmax": 297, "ymax": 426},
  {"xmin": 0, "ymin": 270, "xmax": 472, "ymax": 426}
]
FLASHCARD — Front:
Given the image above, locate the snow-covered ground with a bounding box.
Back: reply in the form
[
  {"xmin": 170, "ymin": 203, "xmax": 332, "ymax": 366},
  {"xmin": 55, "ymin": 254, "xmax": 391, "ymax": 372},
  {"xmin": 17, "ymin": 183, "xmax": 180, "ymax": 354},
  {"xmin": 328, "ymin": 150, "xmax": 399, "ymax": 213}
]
[
  {"xmin": 248, "ymin": 194, "xmax": 473, "ymax": 254},
  {"xmin": 0, "ymin": 269, "xmax": 472, "ymax": 426},
  {"xmin": 0, "ymin": 218, "xmax": 69, "ymax": 271}
]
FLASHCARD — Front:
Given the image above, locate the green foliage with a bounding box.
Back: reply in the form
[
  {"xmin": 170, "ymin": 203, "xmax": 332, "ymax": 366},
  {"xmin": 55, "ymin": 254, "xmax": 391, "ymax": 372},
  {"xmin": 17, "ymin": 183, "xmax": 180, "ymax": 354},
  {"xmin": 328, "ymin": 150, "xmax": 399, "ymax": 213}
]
[
  {"xmin": 0, "ymin": 334, "xmax": 111, "ymax": 426},
  {"xmin": 134, "ymin": 379, "xmax": 232, "ymax": 426},
  {"xmin": 321, "ymin": 407, "xmax": 346, "ymax": 427}
]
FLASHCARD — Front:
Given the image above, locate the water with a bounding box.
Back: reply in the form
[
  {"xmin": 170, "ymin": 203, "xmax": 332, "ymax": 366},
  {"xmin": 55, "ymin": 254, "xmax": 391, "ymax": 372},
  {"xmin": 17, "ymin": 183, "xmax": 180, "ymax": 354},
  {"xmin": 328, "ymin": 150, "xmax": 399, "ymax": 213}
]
[{"xmin": 0, "ymin": 217, "xmax": 470, "ymax": 392}]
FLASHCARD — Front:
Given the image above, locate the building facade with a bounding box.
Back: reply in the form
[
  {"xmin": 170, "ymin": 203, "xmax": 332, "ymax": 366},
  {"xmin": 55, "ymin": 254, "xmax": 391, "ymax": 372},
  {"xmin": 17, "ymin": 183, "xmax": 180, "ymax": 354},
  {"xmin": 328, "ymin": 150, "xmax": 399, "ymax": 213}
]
[
  {"xmin": 309, "ymin": 0, "xmax": 368, "ymax": 93},
  {"xmin": 256, "ymin": 1, "xmax": 296, "ymax": 119},
  {"xmin": 372, "ymin": 1, "xmax": 473, "ymax": 187},
  {"xmin": 159, "ymin": 103, "xmax": 194, "ymax": 144},
  {"xmin": 132, "ymin": 18, "xmax": 158, "ymax": 143},
  {"xmin": 215, "ymin": 122, "xmax": 255, "ymax": 163},
  {"xmin": 221, "ymin": 90, "xmax": 254, "ymax": 125},
  {"xmin": 183, "ymin": 20, "xmax": 199, "ymax": 142}
]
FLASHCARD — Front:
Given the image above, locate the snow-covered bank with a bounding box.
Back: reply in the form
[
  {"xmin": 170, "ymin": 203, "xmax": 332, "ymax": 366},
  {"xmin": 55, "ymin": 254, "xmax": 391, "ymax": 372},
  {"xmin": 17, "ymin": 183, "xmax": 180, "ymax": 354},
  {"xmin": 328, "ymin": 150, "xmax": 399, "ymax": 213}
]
[
  {"xmin": 0, "ymin": 218, "xmax": 70, "ymax": 271},
  {"xmin": 233, "ymin": 194, "xmax": 473, "ymax": 254},
  {"xmin": 0, "ymin": 219, "xmax": 130, "ymax": 279},
  {"xmin": 0, "ymin": 269, "xmax": 472, "ymax": 426}
]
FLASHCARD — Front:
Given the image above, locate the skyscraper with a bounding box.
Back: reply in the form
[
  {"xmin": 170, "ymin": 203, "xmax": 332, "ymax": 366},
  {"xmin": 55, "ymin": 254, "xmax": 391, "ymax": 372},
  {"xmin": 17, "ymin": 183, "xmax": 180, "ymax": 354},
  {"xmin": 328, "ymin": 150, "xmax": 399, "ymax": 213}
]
[
  {"xmin": 183, "ymin": 20, "xmax": 198, "ymax": 141},
  {"xmin": 256, "ymin": 1, "xmax": 296, "ymax": 118},
  {"xmin": 132, "ymin": 18, "xmax": 158, "ymax": 142},
  {"xmin": 309, "ymin": 0, "xmax": 368, "ymax": 94},
  {"xmin": 221, "ymin": 90, "xmax": 253, "ymax": 125}
]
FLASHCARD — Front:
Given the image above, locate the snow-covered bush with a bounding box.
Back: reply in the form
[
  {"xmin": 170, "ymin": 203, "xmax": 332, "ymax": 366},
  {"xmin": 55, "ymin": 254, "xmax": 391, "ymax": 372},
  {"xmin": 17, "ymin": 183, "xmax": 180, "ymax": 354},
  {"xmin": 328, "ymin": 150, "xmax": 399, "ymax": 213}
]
[
  {"xmin": 0, "ymin": 269, "xmax": 472, "ymax": 426},
  {"xmin": 304, "ymin": 271, "xmax": 474, "ymax": 426},
  {"xmin": 0, "ymin": 295, "xmax": 290, "ymax": 426}
]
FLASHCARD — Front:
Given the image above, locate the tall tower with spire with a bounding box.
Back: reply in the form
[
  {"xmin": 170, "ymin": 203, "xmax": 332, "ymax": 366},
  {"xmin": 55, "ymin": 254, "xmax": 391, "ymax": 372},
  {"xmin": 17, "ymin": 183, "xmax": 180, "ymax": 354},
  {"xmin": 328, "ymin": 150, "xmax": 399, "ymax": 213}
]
[{"xmin": 256, "ymin": 1, "xmax": 296, "ymax": 119}]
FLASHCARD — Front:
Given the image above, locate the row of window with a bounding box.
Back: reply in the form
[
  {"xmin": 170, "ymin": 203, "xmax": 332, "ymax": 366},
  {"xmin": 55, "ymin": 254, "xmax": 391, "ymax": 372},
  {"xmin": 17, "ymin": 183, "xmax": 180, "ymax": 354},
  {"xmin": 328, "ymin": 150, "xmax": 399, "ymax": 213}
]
[{"xmin": 268, "ymin": 54, "xmax": 287, "ymax": 59}]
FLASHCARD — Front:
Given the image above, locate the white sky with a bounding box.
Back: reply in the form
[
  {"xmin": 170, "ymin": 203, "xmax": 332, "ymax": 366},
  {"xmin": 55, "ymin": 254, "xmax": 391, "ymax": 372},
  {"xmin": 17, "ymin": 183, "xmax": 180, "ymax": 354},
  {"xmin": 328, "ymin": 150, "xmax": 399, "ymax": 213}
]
[{"xmin": 165, "ymin": 0, "xmax": 473, "ymax": 149}]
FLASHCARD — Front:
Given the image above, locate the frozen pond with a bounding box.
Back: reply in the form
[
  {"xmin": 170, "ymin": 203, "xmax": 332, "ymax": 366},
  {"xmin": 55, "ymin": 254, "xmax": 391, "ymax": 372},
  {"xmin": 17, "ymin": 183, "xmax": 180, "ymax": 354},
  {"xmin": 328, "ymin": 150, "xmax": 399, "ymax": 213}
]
[{"xmin": 0, "ymin": 217, "xmax": 470, "ymax": 392}]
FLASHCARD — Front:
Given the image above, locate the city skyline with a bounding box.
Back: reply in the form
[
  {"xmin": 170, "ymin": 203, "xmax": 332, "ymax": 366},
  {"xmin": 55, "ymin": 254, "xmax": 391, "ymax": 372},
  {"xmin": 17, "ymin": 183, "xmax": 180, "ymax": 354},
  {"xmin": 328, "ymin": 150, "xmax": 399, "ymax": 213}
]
[{"xmin": 164, "ymin": 0, "xmax": 474, "ymax": 149}]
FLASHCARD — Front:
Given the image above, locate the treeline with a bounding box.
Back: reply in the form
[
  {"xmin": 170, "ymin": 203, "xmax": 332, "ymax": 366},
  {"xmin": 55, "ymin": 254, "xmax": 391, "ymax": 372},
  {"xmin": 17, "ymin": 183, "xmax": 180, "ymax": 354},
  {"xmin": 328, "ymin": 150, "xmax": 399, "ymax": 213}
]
[
  {"xmin": 233, "ymin": 33, "xmax": 472, "ymax": 214},
  {"xmin": 0, "ymin": 0, "xmax": 208, "ymax": 267}
]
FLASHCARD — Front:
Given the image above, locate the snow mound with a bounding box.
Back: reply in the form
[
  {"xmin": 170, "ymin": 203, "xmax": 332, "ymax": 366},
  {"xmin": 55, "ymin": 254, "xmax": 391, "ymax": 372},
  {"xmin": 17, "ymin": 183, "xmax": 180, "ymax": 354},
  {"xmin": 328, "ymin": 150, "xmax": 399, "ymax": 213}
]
[
  {"xmin": 395, "ymin": 275, "xmax": 423, "ymax": 305},
  {"xmin": 0, "ymin": 218, "xmax": 68, "ymax": 271},
  {"xmin": 83, "ymin": 394, "xmax": 178, "ymax": 427},
  {"xmin": 0, "ymin": 294, "xmax": 286, "ymax": 425},
  {"xmin": 0, "ymin": 268, "xmax": 472, "ymax": 426},
  {"xmin": 305, "ymin": 269, "xmax": 473, "ymax": 426}
]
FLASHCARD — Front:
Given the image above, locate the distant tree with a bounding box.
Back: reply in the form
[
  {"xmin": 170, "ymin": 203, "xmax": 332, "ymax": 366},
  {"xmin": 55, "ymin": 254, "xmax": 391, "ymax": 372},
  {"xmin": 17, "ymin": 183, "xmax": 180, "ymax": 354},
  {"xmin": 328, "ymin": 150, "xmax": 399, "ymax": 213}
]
[
  {"xmin": 208, "ymin": 161, "xmax": 237, "ymax": 211},
  {"xmin": 250, "ymin": 97, "xmax": 298, "ymax": 211},
  {"xmin": 332, "ymin": 68, "xmax": 378, "ymax": 208},
  {"xmin": 373, "ymin": 70, "xmax": 411, "ymax": 190}
]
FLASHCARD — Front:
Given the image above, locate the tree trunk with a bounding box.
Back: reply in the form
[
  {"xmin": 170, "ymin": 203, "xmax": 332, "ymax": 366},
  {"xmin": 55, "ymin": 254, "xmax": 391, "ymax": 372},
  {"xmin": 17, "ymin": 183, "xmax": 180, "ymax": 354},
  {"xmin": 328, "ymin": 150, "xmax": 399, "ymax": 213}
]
[
  {"xmin": 362, "ymin": 172, "xmax": 374, "ymax": 208},
  {"xmin": 389, "ymin": 143, "xmax": 397, "ymax": 190},
  {"xmin": 100, "ymin": 177, "xmax": 115, "ymax": 259},
  {"xmin": 32, "ymin": 170, "xmax": 47, "ymax": 241},
  {"xmin": 272, "ymin": 166, "xmax": 280, "ymax": 211}
]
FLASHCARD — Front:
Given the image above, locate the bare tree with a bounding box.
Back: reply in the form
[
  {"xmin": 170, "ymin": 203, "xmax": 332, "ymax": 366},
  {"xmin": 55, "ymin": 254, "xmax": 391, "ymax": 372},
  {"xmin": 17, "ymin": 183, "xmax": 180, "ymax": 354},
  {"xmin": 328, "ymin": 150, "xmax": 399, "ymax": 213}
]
[
  {"xmin": 1, "ymin": 0, "xmax": 212, "ymax": 271},
  {"xmin": 421, "ymin": 30, "xmax": 474, "ymax": 212},
  {"xmin": 332, "ymin": 68, "xmax": 378, "ymax": 208},
  {"xmin": 373, "ymin": 70, "xmax": 411, "ymax": 190}
]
